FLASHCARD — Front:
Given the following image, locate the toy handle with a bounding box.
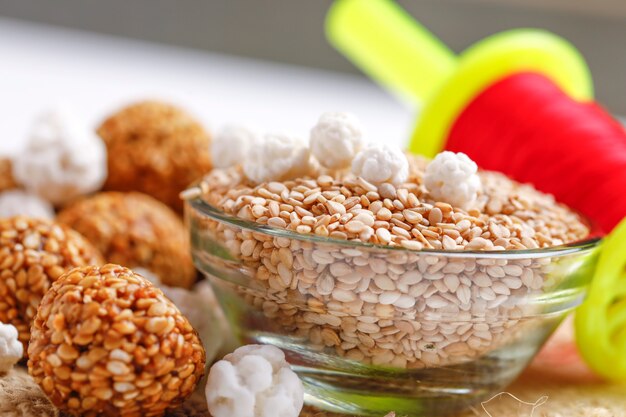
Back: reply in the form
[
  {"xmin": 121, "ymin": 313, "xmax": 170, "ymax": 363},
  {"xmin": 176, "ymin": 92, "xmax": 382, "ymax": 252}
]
[
  {"xmin": 576, "ymin": 217, "xmax": 626, "ymax": 381},
  {"xmin": 326, "ymin": 0, "xmax": 456, "ymax": 105}
]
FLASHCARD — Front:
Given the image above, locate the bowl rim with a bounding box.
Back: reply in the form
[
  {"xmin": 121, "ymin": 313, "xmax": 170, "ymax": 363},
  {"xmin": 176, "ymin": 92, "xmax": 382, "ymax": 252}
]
[{"xmin": 187, "ymin": 198, "xmax": 602, "ymax": 259}]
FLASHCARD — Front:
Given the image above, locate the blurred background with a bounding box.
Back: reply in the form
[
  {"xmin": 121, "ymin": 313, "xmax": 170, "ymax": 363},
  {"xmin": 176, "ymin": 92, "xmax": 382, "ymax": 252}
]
[{"xmin": 1, "ymin": 0, "xmax": 625, "ymax": 153}]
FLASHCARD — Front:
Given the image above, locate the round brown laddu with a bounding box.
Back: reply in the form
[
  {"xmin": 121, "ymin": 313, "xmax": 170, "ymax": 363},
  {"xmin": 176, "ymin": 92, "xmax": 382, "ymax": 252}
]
[
  {"xmin": 0, "ymin": 216, "xmax": 103, "ymax": 354},
  {"xmin": 0, "ymin": 158, "xmax": 19, "ymax": 192},
  {"xmin": 97, "ymin": 101, "xmax": 212, "ymax": 213},
  {"xmin": 56, "ymin": 192, "xmax": 196, "ymax": 289},
  {"xmin": 27, "ymin": 264, "xmax": 206, "ymax": 417}
]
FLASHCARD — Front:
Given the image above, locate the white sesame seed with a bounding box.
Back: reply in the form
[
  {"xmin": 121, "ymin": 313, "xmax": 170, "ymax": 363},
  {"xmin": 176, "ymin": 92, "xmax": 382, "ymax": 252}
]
[{"xmin": 378, "ymin": 291, "xmax": 402, "ymax": 305}]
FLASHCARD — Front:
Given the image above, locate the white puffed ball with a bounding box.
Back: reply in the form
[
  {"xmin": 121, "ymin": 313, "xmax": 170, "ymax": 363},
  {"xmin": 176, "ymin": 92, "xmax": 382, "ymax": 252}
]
[
  {"xmin": 212, "ymin": 125, "xmax": 258, "ymax": 169},
  {"xmin": 0, "ymin": 190, "xmax": 55, "ymax": 220},
  {"xmin": 351, "ymin": 144, "xmax": 409, "ymax": 186},
  {"xmin": 243, "ymin": 133, "xmax": 314, "ymax": 183},
  {"xmin": 13, "ymin": 108, "xmax": 107, "ymax": 206},
  {"xmin": 0, "ymin": 321, "xmax": 23, "ymax": 373},
  {"xmin": 309, "ymin": 112, "xmax": 365, "ymax": 169},
  {"xmin": 206, "ymin": 344, "xmax": 304, "ymax": 417},
  {"xmin": 424, "ymin": 151, "xmax": 482, "ymax": 209}
]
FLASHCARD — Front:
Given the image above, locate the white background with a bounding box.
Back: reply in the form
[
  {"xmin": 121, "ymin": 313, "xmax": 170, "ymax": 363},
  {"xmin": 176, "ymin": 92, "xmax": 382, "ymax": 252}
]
[{"xmin": 0, "ymin": 18, "xmax": 413, "ymax": 157}]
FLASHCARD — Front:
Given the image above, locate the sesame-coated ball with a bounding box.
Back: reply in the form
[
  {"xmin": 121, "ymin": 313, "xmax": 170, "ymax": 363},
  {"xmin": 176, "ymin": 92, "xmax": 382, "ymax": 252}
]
[
  {"xmin": 97, "ymin": 101, "xmax": 212, "ymax": 212},
  {"xmin": 56, "ymin": 192, "xmax": 196, "ymax": 289},
  {"xmin": 0, "ymin": 216, "xmax": 103, "ymax": 353},
  {"xmin": 28, "ymin": 264, "xmax": 206, "ymax": 417},
  {"xmin": 0, "ymin": 158, "xmax": 18, "ymax": 192}
]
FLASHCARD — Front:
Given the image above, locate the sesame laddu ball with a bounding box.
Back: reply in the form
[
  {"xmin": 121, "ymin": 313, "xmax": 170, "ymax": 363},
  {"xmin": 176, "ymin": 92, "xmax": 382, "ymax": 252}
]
[
  {"xmin": 28, "ymin": 264, "xmax": 206, "ymax": 417},
  {"xmin": 0, "ymin": 216, "xmax": 103, "ymax": 353},
  {"xmin": 56, "ymin": 192, "xmax": 196, "ymax": 289},
  {"xmin": 97, "ymin": 101, "xmax": 212, "ymax": 213},
  {"xmin": 0, "ymin": 158, "xmax": 18, "ymax": 192}
]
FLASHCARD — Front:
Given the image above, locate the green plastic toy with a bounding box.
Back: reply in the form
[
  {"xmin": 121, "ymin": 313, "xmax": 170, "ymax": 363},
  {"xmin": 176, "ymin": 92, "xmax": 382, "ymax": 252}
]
[
  {"xmin": 326, "ymin": 0, "xmax": 625, "ymax": 381},
  {"xmin": 576, "ymin": 218, "xmax": 626, "ymax": 381},
  {"xmin": 326, "ymin": 0, "xmax": 592, "ymax": 158}
]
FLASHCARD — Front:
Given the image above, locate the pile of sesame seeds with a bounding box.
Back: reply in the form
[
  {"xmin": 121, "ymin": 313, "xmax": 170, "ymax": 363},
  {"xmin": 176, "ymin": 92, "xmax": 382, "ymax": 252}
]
[
  {"xmin": 198, "ymin": 154, "xmax": 588, "ymax": 251},
  {"xmin": 188, "ymin": 154, "xmax": 590, "ymax": 369}
]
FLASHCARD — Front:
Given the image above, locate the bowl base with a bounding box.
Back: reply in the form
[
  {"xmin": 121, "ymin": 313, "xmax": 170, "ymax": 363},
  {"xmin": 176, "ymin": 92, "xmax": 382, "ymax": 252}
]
[{"xmin": 252, "ymin": 331, "xmax": 541, "ymax": 417}]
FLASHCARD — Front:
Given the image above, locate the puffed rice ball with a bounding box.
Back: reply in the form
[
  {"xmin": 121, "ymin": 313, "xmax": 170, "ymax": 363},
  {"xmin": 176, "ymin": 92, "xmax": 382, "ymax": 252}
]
[
  {"xmin": 351, "ymin": 143, "xmax": 409, "ymax": 185},
  {"xmin": 309, "ymin": 112, "xmax": 365, "ymax": 169},
  {"xmin": 206, "ymin": 345, "xmax": 304, "ymax": 417},
  {"xmin": 243, "ymin": 133, "xmax": 315, "ymax": 183},
  {"xmin": 0, "ymin": 158, "xmax": 18, "ymax": 192},
  {"xmin": 0, "ymin": 190, "xmax": 55, "ymax": 220},
  {"xmin": 98, "ymin": 101, "xmax": 212, "ymax": 212},
  {"xmin": 28, "ymin": 264, "xmax": 206, "ymax": 417},
  {"xmin": 0, "ymin": 321, "xmax": 23, "ymax": 373},
  {"xmin": 424, "ymin": 151, "xmax": 482, "ymax": 209},
  {"xmin": 13, "ymin": 108, "xmax": 107, "ymax": 206},
  {"xmin": 56, "ymin": 192, "xmax": 196, "ymax": 289},
  {"xmin": 212, "ymin": 125, "xmax": 257, "ymax": 169},
  {"xmin": 0, "ymin": 216, "xmax": 103, "ymax": 353}
]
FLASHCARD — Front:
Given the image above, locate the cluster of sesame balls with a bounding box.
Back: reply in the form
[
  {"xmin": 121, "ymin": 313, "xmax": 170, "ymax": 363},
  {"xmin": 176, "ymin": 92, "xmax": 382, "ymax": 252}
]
[{"xmin": 0, "ymin": 101, "xmax": 216, "ymax": 416}]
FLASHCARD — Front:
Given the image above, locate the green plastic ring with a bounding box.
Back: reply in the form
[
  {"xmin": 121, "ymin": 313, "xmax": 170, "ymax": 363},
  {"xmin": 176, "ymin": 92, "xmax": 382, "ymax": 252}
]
[
  {"xmin": 409, "ymin": 29, "xmax": 593, "ymax": 158},
  {"xmin": 576, "ymin": 218, "xmax": 626, "ymax": 381}
]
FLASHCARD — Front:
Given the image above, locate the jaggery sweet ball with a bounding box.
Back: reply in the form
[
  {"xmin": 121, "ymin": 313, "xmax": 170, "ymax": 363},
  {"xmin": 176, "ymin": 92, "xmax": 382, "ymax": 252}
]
[
  {"xmin": 97, "ymin": 101, "xmax": 212, "ymax": 212},
  {"xmin": 28, "ymin": 264, "xmax": 206, "ymax": 417},
  {"xmin": 56, "ymin": 192, "xmax": 196, "ymax": 289},
  {"xmin": 0, "ymin": 216, "xmax": 103, "ymax": 352},
  {"xmin": 0, "ymin": 158, "xmax": 18, "ymax": 192}
]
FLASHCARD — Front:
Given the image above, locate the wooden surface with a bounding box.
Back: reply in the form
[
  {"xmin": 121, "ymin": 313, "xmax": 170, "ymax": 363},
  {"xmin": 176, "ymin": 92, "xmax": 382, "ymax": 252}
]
[
  {"xmin": 2, "ymin": 319, "xmax": 625, "ymax": 416},
  {"xmin": 1, "ymin": 366, "xmax": 624, "ymax": 417}
]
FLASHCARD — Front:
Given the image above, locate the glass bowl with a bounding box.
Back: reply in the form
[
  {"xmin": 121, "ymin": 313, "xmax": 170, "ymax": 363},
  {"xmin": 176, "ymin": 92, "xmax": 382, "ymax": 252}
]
[{"xmin": 186, "ymin": 197, "xmax": 600, "ymax": 417}]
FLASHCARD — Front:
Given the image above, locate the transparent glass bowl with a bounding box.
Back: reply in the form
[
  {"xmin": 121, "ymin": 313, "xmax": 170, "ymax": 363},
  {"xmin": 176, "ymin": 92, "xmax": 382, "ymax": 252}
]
[{"xmin": 186, "ymin": 198, "xmax": 600, "ymax": 417}]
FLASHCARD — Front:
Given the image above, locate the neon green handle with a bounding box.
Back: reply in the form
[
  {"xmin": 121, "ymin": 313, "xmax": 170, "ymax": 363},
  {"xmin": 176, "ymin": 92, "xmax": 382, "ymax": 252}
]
[
  {"xmin": 576, "ymin": 218, "xmax": 626, "ymax": 381},
  {"xmin": 326, "ymin": 0, "xmax": 456, "ymax": 105}
]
